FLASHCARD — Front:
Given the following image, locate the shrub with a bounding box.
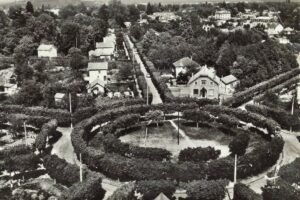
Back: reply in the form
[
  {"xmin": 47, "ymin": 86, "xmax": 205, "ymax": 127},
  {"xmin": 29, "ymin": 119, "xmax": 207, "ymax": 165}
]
[
  {"xmin": 245, "ymin": 104, "xmax": 300, "ymax": 130},
  {"xmin": 107, "ymin": 182, "xmax": 135, "ymax": 200},
  {"xmin": 234, "ymin": 183, "xmax": 262, "ymax": 200},
  {"xmin": 179, "ymin": 146, "xmax": 220, "ymax": 162},
  {"xmin": 35, "ymin": 119, "xmax": 58, "ymax": 151},
  {"xmin": 43, "ymin": 154, "xmax": 92, "ymax": 187},
  {"xmin": 186, "ymin": 179, "xmax": 228, "ymax": 200},
  {"xmin": 102, "ymin": 114, "xmax": 140, "ymax": 135},
  {"xmin": 216, "ymin": 114, "xmax": 240, "ymax": 128},
  {"xmin": 182, "ymin": 109, "xmax": 212, "ymax": 127},
  {"xmin": 262, "ymin": 179, "xmax": 300, "ymax": 200},
  {"xmin": 62, "ymin": 176, "xmax": 106, "ymax": 200},
  {"xmin": 278, "ymin": 157, "xmax": 300, "ymax": 184},
  {"xmin": 229, "ymin": 133, "xmax": 250, "ymax": 156},
  {"xmin": 4, "ymin": 153, "xmax": 40, "ymax": 173},
  {"xmin": 136, "ymin": 180, "xmax": 176, "ymax": 200}
]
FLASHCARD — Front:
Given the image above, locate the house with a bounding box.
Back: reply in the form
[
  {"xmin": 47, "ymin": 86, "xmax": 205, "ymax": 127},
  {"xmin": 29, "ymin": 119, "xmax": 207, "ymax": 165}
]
[
  {"xmin": 91, "ymin": 34, "xmax": 116, "ymax": 60},
  {"xmin": 202, "ymin": 24, "xmax": 215, "ymax": 32},
  {"xmin": 214, "ymin": 10, "xmax": 231, "ymax": 20},
  {"xmin": 148, "ymin": 12, "xmax": 181, "ymax": 23},
  {"xmin": 37, "ymin": 44, "xmax": 57, "ymax": 58},
  {"xmin": 3, "ymin": 83, "xmax": 18, "ymax": 95},
  {"xmin": 283, "ymin": 27, "xmax": 294, "ymax": 35},
  {"xmin": 187, "ymin": 65, "xmax": 238, "ymax": 99},
  {"xmin": 266, "ymin": 23, "xmax": 284, "ymax": 36},
  {"xmin": 87, "ymin": 62, "xmax": 108, "ymax": 94},
  {"xmin": 54, "ymin": 93, "xmax": 65, "ymax": 105},
  {"xmin": 173, "ymin": 57, "xmax": 199, "ymax": 78},
  {"xmin": 154, "ymin": 193, "xmax": 170, "ymax": 200}
]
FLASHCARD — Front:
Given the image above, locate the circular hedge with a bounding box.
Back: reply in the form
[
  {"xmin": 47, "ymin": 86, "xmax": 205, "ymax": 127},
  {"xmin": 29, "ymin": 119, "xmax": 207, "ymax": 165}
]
[{"xmin": 71, "ymin": 103, "xmax": 284, "ymax": 182}]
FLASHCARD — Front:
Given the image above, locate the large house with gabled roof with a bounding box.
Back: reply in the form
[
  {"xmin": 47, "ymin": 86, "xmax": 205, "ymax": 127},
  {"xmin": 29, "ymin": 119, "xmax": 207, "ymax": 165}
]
[
  {"xmin": 187, "ymin": 65, "xmax": 238, "ymax": 99},
  {"xmin": 87, "ymin": 62, "xmax": 108, "ymax": 94}
]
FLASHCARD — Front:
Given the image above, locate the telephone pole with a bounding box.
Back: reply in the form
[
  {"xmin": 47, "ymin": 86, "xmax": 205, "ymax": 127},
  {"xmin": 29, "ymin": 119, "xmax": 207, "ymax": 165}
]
[
  {"xmin": 69, "ymin": 93, "xmax": 73, "ymax": 129},
  {"xmin": 79, "ymin": 153, "xmax": 83, "ymax": 182},
  {"xmin": 23, "ymin": 121, "xmax": 27, "ymax": 146}
]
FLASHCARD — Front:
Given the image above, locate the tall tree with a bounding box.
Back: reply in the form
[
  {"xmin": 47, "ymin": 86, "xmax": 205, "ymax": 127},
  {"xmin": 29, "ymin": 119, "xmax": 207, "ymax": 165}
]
[{"xmin": 26, "ymin": 1, "xmax": 34, "ymax": 14}]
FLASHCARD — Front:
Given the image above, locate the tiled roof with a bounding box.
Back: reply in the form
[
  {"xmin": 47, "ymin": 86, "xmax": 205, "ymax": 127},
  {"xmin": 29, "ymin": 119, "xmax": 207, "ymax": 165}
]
[
  {"xmin": 38, "ymin": 44, "xmax": 56, "ymax": 51},
  {"xmin": 221, "ymin": 74, "xmax": 238, "ymax": 84},
  {"xmin": 87, "ymin": 62, "xmax": 108, "ymax": 71},
  {"xmin": 188, "ymin": 65, "xmax": 220, "ymax": 85},
  {"xmin": 173, "ymin": 57, "xmax": 199, "ymax": 68}
]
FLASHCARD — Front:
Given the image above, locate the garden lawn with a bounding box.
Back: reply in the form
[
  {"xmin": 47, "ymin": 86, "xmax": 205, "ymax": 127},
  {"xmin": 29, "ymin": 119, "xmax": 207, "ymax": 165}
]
[{"xmin": 120, "ymin": 121, "xmax": 231, "ymax": 158}]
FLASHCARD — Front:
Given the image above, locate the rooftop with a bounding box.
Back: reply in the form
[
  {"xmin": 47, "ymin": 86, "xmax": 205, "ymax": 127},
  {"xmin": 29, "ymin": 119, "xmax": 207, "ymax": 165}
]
[
  {"xmin": 38, "ymin": 44, "xmax": 56, "ymax": 51},
  {"xmin": 188, "ymin": 65, "xmax": 219, "ymax": 85},
  {"xmin": 87, "ymin": 62, "xmax": 108, "ymax": 71},
  {"xmin": 221, "ymin": 74, "xmax": 238, "ymax": 85},
  {"xmin": 173, "ymin": 57, "xmax": 199, "ymax": 68}
]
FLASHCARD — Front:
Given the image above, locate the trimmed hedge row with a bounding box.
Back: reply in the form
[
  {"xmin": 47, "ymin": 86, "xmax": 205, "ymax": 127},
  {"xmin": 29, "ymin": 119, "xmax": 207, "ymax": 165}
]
[
  {"xmin": 245, "ymin": 104, "xmax": 300, "ymax": 130},
  {"xmin": 73, "ymin": 98, "xmax": 146, "ymax": 124},
  {"xmin": 71, "ymin": 103, "xmax": 283, "ymax": 182},
  {"xmin": 137, "ymin": 75, "xmax": 153, "ymax": 103},
  {"xmin": 103, "ymin": 134, "xmax": 172, "ymax": 161},
  {"xmin": 204, "ymin": 105, "xmax": 280, "ymax": 135},
  {"xmin": 253, "ymin": 76, "xmax": 300, "ymax": 103},
  {"xmin": 107, "ymin": 182, "xmax": 135, "ymax": 200},
  {"xmin": 179, "ymin": 146, "xmax": 220, "ymax": 163},
  {"xmin": 216, "ymin": 114, "xmax": 240, "ymax": 128},
  {"xmin": 223, "ymin": 68, "xmax": 300, "ymax": 107},
  {"xmin": 234, "ymin": 183, "xmax": 263, "ymax": 200},
  {"xmin": 0, "ymin": 104, "xmax": 71, "ymax": 127},
  {"xmin": 6, "ymin": 113, "xmax": 51, "ymax": 129},
  {"xmin": 35, "ymin": 119, "xmax": 58, "ymax": 151}
]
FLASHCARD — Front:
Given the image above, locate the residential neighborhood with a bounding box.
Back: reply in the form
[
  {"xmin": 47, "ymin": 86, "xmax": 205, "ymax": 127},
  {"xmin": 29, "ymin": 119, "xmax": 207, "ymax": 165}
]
[{"xmin": 0, "ymin": 1, "xmax": 300, "ymax": 200}]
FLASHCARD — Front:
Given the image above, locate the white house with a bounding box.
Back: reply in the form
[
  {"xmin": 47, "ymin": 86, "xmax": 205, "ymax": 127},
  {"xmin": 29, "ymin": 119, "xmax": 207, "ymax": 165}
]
[
  {"xmin": 37, "ymin": 44, "xmax": 57, "ymax": 58},
  {"xmin": 90, "ymin": 34, "xmax": 116, "ymax": 60},
  {"xmin": 266, "ymin": 23, "xmax": 284, "ymax": 36},
  {"xmin": 54, "ymin": 93, "xmax": 65, "ymax": 105},
  {"xmin": 214, "ymin": 10, "xmax": 231, "ymax": 20},
  {"xmin": 187, "ymin": 65, "xmax": 238, "ymax": 100},
  {"xmin": 87, "ymin": 62, "xmax": 108, "ymax": 94},
  {"xmin": 3, "ymin": 83, "xmax": 18, "ymax": 95}
]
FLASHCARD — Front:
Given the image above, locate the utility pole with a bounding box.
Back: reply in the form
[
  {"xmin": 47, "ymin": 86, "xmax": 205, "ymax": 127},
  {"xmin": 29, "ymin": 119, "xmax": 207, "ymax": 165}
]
[
  {"xmin": 23, "ymin": 121, "xmax": 27, "ymax": 146},
  {"xmin": 177, "ymin": 111, "xmax": 180, "ymax": 145},
  {"xmin": 234, "ymin": 154, "xmax": 237, "ymax": 184},
  {"xmin": 69, "ymin": 93, "xmax": 73, "ymax": 129},
  {"xmin": 290, "ymin": 96, "xmax": 294, "ymax": 132},
  {"xmin": 146, "ymin": 85, "xmax": 149, "ymax": 105},
  {"xmin": 79, "ymin": 153, "xmax": 83, "ymax": 182}
]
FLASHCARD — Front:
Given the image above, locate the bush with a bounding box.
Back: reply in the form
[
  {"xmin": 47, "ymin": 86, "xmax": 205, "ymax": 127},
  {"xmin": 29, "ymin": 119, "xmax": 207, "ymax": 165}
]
[
  {"xmin": 102, "ymin": 114, "xmax": 140, "ymax": 135},
  {"xmin": 217, "ymin": 114, "xmax": 240, "ymax": 128},
  {"xmin": 62, "ymin": 176, "xmax": 106, "ymax": 200},
  {"xmin": 182, "ymin": 109, "xmax": 212, "ymax": 127},
  {"xmin": 4, "ymin": 153, "xmax": 40, "ymax": 173},
  {"xmin": 234, "ymin": 183, "xmax": 262, "ymax": 200},
  {"xmin": 107, "ymin": 182, "xmax": 135, "ymax": 200},
  {"xmin": 136, "ymin": 180, "xmax": 176, "ymax": 200},
  {"xmin": 262, "ymin": 179, "xmax": 300, "ymax": 200},
  {"xmin": 229, "ymin": 133, "xmax": 250, "ymax": 156},
  {"xmin": 278, "ymin": 157, "xmax": 300, "ymax": 184},
  {"xmin": 245, "ymin": 104, "xmax": 300, "ymax": 130},
  {"xmin": 35, "ymin": 119, "xmax": 58, "ymax": 151},
  {"xmin": 186, "ymin": 179, "xmax": 228, "ymax": 200},
  {"xmin": 179, "ymin": 146, "xmax": 220, "ymax": 163},
  {"xmin": 43, "ymin": 154, "xmax": 92, "ymax": 187}
]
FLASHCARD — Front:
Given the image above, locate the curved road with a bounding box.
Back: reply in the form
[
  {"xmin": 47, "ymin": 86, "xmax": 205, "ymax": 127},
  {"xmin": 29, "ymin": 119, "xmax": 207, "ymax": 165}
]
[
  {"xmin": 51, "ymin": 127, "xmax": 122, "ymax": 200},
  {"xmin": 125, "ymin": 35, "xmax": 163, "ymax": 104}
]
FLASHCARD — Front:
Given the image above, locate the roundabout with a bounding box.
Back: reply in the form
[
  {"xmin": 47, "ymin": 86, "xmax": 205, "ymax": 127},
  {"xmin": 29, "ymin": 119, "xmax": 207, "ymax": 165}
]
[{"xmin": 71, "ymin": 102, "xmax": 283, "ymax": 190}]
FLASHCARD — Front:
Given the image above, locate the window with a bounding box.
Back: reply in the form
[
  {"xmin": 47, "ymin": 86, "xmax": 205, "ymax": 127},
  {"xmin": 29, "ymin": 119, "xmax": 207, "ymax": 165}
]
[
  {"xmin": 103, "ymin": 76, "xmax": 107, "ymax": 81},
  {"xmin": 211, "ymin": 82, "xmax": 213, "ymax": 85},
  {"xmin": 195, "ymin": 81, "xmax": 197, "ymax": 85},
  {"xmin": 209, "ymin": 89, "xmax": 214, "ymax": 96},
  {"xmin": 193, "ymin": 89, "xmax": 199, "ymax": 95},
  {"xmin": 201, "ymin": 80, "xmax": 206, "ymax": 85}
]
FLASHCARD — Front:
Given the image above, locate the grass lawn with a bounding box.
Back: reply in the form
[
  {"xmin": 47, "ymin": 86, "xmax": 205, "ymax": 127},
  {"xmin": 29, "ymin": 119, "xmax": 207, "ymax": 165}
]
[
  {"xmin": 178, "ymin": 121, "xmax": 233, "ymax": 146},
  {"xmin": 120, "ymin": 121, "xmax": 231, "ymax": 158}
]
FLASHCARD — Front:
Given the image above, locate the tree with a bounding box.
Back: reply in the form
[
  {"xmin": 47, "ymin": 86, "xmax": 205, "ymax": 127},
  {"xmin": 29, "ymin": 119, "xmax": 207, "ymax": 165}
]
[
  {"xmin": 13, "ymin": 80, "xmax": 43, "ymax": 106},
  {"xmin": 186, "ymin": 180, "xmax": 228, "ymax": 200},
  {"xmin": 262, "ymin": 179, "xmax": 300, "ymax": 200},
  {"xmin": 130, "ymin": 24, "xmax": 144, "ymax": 40},
  {"xmin": 229, "ymin": 132, "xmax": 250, "ymax": 156},
  {"xmin": 136, "ymin": 180, "xmax": 176, "ymax": 200},
  {"xmin": 7, "ymin": 114, "xmax": 24, "ymax": 139},
  {"xmin": 60, "ymin": 22, "xmax": 80, "ymax": 54},
  {"xmin": 68, "ymin": 47, "xmax": 87, "ymax": 72},
  {"xmin": 26, "ymin": 1, "xmax": 34, "ymax": 14},
  {"xmin": 144, "ymin": 110, "xmax": 163, "ymax": 127},
  {"xmin": 146, "ymin": 3, "xmax": 154, "ymax": 15},
  {"xmin": 62, "ymin": 177, "xmax": 106, "ymax": 200},
  {"xmin": 117, "ymin": 63, "xmax": 133, "ymax": 81},
  {"xmin": 179, "ymin": 146, "xmax": 221, "ymax": 162}
]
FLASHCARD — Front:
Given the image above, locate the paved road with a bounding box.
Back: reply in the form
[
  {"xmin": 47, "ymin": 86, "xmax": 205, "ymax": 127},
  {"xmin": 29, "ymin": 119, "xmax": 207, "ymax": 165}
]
[
  {"xmin": 125, "ymin": 35, "xmax": 163, "ymax": 104},
  {"xmin": 51, "ymin": 127, "xmax": 122, "ymax": 200}
]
